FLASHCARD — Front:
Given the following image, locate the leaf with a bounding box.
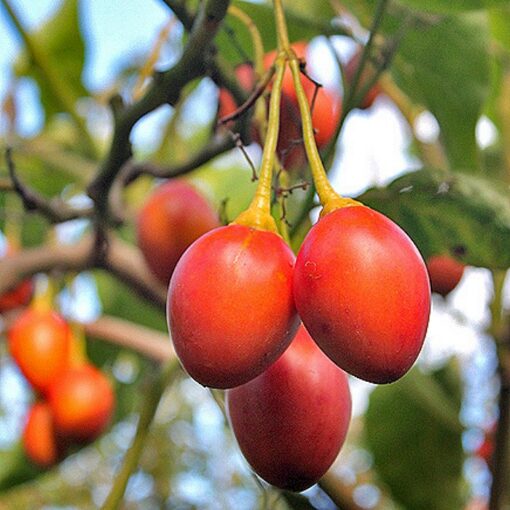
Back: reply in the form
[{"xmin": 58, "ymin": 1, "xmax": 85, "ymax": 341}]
[
  {"xmin": 14, "ymin": 0, "xmax": 87, "ymax": 118},
  {"xmin": 215, "ymin": 0, "xmax": 341, "ymax": 66},
  {"xmin": 393, "ymin": 0, "xmax": 510, "ymax": 14},
  {"xmin": 489, "ymin": 5, "xmax": 510, "ymax": 51},
  {"xmin": 358, "ymin": 167, "xmax": 510, "ymax": 269},
  {"xmin": 390, "ymin": 11, "xmax": 491, "ymax": 170},
  {"xmin": 340, "ymin": 1, "xmax": 491, "ymax": 170},
  {"xmin": 365, "ymin": 364, "xmax": 466, "ymax": 510}
]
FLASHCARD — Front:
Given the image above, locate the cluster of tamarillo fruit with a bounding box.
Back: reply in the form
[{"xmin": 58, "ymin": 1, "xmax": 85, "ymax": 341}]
[
  {"xmin": 136, "ymin": 41, "xmax": 465, "ymax": 492},
  {"xmin": 0, "ymin": 268, "xmax": 115, "ymax": 468}
]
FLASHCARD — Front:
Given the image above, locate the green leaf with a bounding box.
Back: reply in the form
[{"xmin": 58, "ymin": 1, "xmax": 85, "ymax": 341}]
[
  {"xmin": 215, "ymin": 0, "xmax": 340, "ymax": 66},
  {"xmin": 340, "ymin": 1, "xmax": 491, "ymax": 170},
  {"xmin": 489, "ymin": 5, "xmax": 510, "ymax": 51},
  {"xmin": 393, "ymin": 0, "xmax": 510, "ymax": 14},
  {"xmin": 14, "ymin": 0, "xmax": 87, "ymax": 118},
  {"xmin": 359, "ymin": 167, "xmax": 510, "ymax": 269},
  {"xmin": 365, "ymin": 364, "xmax": 466, "ymax": 510},
  {"xmin": 390, "ymin": 12, "xmax": 491, "ymax": 170}
]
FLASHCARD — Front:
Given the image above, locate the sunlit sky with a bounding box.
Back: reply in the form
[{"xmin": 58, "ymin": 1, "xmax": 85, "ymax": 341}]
[{"xmin": 1, "ymin": 2, "xmax": 510, "ymax": 502}]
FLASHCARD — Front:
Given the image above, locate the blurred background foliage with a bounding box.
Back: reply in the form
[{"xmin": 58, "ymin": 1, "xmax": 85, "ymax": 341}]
[{"xmin": 0, "ymin": 0, "xmax": 509, "ymax": 508}]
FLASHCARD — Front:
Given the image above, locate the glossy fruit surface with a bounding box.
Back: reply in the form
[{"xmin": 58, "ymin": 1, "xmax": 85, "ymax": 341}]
[
  {"xmin": 22, "ymin": 402, "xmax": 61, "ymax": 468},
  {"xmin": 226, "ymin": 325, "xmax": 352, "ymax": 492},
  {"xmin": 48, "ymin": 364, "xmax": 115, "ymax": 443},
  {"xmin": 8, "ymin": 308, "xmax": 72, "ymax": 395},
  {"xmin": 137, "ymin": 179, "xmax": 220, "ymax": 285},
  {"xmin": 426, "ymin": 254, "xmax": 465, "ymax": 297},
  {"xmin": 294, "ymin": 205, "xmax": 431, "ymax": 384},
  {"xmin": 167, "ymin": 223, "xmax": 299, "ymax": 389},
  {"xmin": 344, "ymin": 49, "xmax": 382, "ymax": 110}
]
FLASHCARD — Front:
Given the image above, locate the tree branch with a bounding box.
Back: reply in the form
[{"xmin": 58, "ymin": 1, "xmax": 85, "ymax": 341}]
[
  {"xmin": 5, "ymin": 148, "xmax": 93, "ymax": 223},
  {"xmin": 160, "ymin": 0, "xmax": 194, "ymax": 30},
  {"xmin": 84, "ymin": 316, "xmax": 173, "ymax": 363},
  {"xmin": 0, "ymin": 233, "xmax": 167, "ymax": 309},
  {"xmin": 87, "ymin": 0, "xmax": 231, "ymax": 217},
  {"xmin": 122, "ymin": 132, "xmax": 235, "ymax": 184}
]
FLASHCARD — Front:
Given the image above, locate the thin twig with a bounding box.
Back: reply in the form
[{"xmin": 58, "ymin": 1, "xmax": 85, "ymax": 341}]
[
  {"xmin": 121, "ymin": 133, "xmax": 235, "ymax": 184},
  {"xmin": 5, "ymin": 148, "xmax": 93, "ymax": 223}
]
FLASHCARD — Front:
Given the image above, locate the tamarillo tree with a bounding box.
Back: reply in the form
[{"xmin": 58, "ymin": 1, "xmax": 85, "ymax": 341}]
[{"xmin": 0, "ymin": 0, "xmax": 510, "ymax": 509}]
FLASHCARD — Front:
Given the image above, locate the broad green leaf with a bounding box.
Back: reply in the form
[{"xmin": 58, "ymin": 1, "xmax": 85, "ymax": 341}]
[
  {"xmin": 365, "ymin": 364, "xmax": 466, "ymax": 510},
  {"xmin": 394, "ymin": 0, "xmax": 510, "ymax": 14},
  {"xmin": 359, "ymin": 167, "xmax": 510, "ymax": 269},
  {"xmin": 341, "ymin": 1, "xmax": 491, "ymax": 170},
  {"xmin": 14, "ymin": 0, "xmax": 87, "ymax": 118},
  {"xmin": 489, "ymin": 5, "xmax": 510, "ymax": 51},
  {"xmin": 391, "ymin": 12, "xmax": 491, "ymax": 170},
  {"xmin": 0, "ymin": 443, "xmax": 41, "ymax": 491}
]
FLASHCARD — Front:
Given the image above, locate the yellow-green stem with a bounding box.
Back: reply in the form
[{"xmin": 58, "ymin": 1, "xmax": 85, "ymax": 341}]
[
  {"xmin": 273, "ymin": 0, "xmax": 360, "ymax": 216},
  {"xmin": 233, "ymin": 57, "xmax": 287, "ymax": 233}
]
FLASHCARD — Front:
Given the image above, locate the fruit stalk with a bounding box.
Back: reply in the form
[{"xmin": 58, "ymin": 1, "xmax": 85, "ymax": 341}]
[
  {"xmin": 273, "ymin": 0, "xmax": 359, "ymax": 216},
  {"xmin": 233, "ymin": 55, "xmax": 286, "ymax": 232}
]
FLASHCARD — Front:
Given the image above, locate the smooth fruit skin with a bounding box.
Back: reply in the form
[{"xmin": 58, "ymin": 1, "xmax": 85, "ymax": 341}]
[
  {"xmin": 48, "ymin": 364, "xmax": 115, "ymax": 443},
  {"xmin": 226, "ymin": 325, "xmax": 352, "ymax": 492},
  {"xmin": 167, "ymin": 224, "xmax": 299, "ymax": 389},
  {"xmin": 22, "ymin": 402, "xmax": 62, "ymax": 468},
  {"xmin": 293, "ymin": 206, "xmax": 431, "ymax": 384},
  {"xmin": 137, "ymin": 179, "xmax": 220, "ymax": 285},
  {"xmin": 8, "ymin": 309, "xmax": 72, "ymax": 395},
  {"xmin": 426, "ymin": 255, "xmax": 465, "ymax": 297}
]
